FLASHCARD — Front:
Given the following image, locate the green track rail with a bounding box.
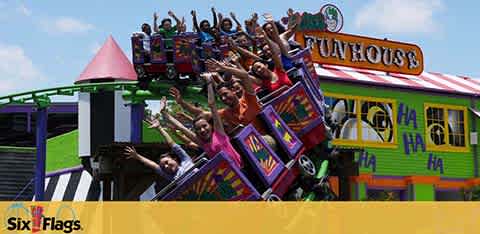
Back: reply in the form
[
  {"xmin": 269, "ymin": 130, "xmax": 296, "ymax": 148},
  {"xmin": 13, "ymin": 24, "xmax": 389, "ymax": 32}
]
[
  {"xmin": 0, "ymin": 81, "xmax": 140, "ymax": 109},
  {"xmin": 0, "ymin": 81, "xmax": 207, "ymax": 109}
]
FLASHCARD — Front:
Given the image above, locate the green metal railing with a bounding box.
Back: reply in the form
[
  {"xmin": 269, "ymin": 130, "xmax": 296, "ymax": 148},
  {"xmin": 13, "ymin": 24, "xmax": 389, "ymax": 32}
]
[
  {"xmin": 0, "ymin": 81, "xmax": 140, "ymax": 109},
  {"xmin": 0, "ymin": 81, "xmax": 207, "ymax": 109}
]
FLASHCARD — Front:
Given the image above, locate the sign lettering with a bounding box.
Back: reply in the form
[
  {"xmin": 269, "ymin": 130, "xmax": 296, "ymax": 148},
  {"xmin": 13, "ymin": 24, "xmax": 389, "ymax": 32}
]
[{"xmin": 295, "ymin": 31, "xmax": 424, "ymax": 75}]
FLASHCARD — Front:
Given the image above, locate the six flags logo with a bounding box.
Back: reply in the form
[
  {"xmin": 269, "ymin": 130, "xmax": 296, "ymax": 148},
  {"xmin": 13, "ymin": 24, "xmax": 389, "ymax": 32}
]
[{"xmin": 4, "ymin": 203, "xmax": 82, "ymax": 233}]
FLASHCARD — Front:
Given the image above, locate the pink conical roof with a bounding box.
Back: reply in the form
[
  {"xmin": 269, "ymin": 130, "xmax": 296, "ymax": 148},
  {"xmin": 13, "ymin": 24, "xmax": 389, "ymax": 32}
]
[{"xmin": 75, "ymin": 35, "xmax": 137, "ymax": 84}]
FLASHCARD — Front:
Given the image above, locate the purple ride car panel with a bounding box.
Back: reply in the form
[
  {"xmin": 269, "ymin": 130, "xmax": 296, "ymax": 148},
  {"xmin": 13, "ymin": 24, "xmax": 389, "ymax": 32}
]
[
  {"xmin": 162, "ymin": 151, "xmax": 261, "ymax": 201},
  {"xmin": 131, "ymin": 36, "xmax": 144, "ymax": 64},
  {"xmin": 289, "ymin": 48, "xmax": 325, "ymax": 113},
  {"xmin": 260, "ymin": 105, "xmax": 303, "ymax": 159},
  {"xmin": 173, "ymin": 33, "xmax": 198, "ymax": 63},
  {"xmin": 233, "ymin": 124, "xmax": 286, "ymax": 187},
  {"xmin": 150, "ymin": 35, "xmax": 167, "ymax": 64},
  {"xmin": 264, "ymin": 82, "xmax": 324, "ymax": 137}
]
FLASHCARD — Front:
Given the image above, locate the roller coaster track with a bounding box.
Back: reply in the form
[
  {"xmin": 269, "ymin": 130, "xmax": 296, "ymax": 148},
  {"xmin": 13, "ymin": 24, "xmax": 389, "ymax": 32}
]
[
  {"xmin": 0, "ymin": 81, "xmax": 140, "ymax": 109},
  {"xmin": 0, "ymin": 80, "xmax": 205, "ymax": 109}
]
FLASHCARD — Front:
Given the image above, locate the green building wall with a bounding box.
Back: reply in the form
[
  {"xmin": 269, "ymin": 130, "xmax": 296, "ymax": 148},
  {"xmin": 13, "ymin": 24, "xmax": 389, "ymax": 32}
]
[
  {"xmin": 412, "ymin": 184, "xmax": 435, "ymax": 201},
  {"xmin": 321, "ymin": 81, "xmax": 480, "ymax": 200}
]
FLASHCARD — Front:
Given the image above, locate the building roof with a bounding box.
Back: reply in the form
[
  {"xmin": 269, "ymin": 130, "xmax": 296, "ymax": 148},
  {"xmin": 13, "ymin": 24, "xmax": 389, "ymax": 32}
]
[
  {"xmin": 315, "ymin": 64, "xmax": 480, "ymax": 96},
  {"xmin": 75, "ymin": 36, "xmax": 137, "ymax": 84}
]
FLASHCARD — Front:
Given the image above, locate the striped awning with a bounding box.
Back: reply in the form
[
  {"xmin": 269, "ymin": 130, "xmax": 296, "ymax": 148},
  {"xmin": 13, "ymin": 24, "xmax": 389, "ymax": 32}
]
[
  {"xmin": 315, "ymin": 64, "xmax": 480, "ymax": 96},
  {"xmin": 33, "ymin": 166, "xmax": 158, "ymax": 201},
  {"xmin": 32, "ymin": 166, "xmax": 101, "ymax": 201}
]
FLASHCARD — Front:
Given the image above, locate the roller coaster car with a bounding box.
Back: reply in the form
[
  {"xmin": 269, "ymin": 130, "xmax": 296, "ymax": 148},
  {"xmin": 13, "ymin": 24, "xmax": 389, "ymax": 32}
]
[
  {"xmin": 93, "ymin": 142, "xmax": 210, "ymax": 200},
  {"xmin": 154, "ymin": 152, "xmax": 262, "ymax": 201},
  {"xmin": 152, "ymin": 105, "xmax": 318, "ymax": 201},
  {"xmin": 264, "ymin": 81, "xmax": 326, "ymax": 151},
  {"xmin": 131, "ymin": 33, "xmax": 230, "ymax": 86}
]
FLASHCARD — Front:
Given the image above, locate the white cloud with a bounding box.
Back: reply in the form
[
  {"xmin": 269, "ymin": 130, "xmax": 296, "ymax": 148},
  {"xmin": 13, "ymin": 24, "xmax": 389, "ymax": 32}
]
[
  {"xmin": 354, "ymin": 0, "xmax": 444, "ymax": 34},
  {"xmin": 0, "ymin": 43, "xmax": 45, "ymax": 95},
  {"xmin": 40, "ymin": 17, "xmax": 94, "ymax": 34},
  {"xmin": 90, "ymin": 42, "xmax": 101, "ymax": 55},
  {"xmin": 17, "ymin": 3, "xmax": 31, "ymax": 16}
]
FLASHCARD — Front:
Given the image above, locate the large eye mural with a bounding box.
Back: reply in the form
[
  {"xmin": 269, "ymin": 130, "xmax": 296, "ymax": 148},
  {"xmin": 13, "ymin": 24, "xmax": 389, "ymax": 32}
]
[
  {"xmin": 360, "ymin": 101, "xmax": 394, "ymax": 143},
  {"xmin": 328, "ymin": 98, "xmax": 358, "ymax": 141},
  {"xmin": 325, "ymin": 96, "xmax": 394, "ymax": 144}
]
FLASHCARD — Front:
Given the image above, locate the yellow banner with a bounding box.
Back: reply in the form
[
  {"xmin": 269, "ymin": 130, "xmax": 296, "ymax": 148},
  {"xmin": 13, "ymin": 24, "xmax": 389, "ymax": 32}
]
[
  {"xmin": 295, "ymin": 31, "xmax": 424, "ymax": 75},
  {"xmin": 1, "ymin": 202, "xmax": 478, "ymax": 234}
]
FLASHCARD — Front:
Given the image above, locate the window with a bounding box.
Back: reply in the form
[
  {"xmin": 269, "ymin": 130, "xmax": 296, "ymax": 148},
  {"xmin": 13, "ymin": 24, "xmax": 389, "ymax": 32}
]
[
  {"xmin": 424, "ymin": 103, "xmax": 468, "ymax": 152},
  {"xmin": 324, "ymin": 93, "xmax": 396, "ymax": 148}
]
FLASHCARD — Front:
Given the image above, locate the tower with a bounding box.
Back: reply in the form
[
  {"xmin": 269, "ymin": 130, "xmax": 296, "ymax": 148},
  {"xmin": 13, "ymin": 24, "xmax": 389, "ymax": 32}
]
[{"xmin": 75, "ymin": 36, "xmax": 138, "ymax": 173}]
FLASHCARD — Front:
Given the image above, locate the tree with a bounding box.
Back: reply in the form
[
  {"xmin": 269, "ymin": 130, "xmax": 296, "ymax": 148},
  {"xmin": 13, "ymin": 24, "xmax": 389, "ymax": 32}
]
[{"xmin": 144, "ymin": 108, "xmax": 152, "ymax": 118}]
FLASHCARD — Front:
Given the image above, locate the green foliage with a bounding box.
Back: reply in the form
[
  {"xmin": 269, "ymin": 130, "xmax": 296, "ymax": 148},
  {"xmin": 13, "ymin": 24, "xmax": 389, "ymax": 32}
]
[{"xmin": 144, "ymin": 108, "xmax": 152, "ymax": 118}]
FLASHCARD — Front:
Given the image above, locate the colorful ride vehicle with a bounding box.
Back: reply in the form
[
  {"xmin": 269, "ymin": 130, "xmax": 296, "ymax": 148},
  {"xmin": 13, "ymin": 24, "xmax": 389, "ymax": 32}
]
[
  {"xmin": 153, "ymin": 129, "xmax": 314, "ymax": 201},
  {"xmin": 131, "ymin": 33, "xmax": 230, "ymax": 84},
  {"xmin": 152, "ymin": 83, "xmax": 325, "ymax": 201}
]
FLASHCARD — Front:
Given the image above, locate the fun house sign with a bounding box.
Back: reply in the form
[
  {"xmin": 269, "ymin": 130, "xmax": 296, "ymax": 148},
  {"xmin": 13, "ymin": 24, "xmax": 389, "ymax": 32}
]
[{"xmin": 295, "ymin": 31, "xmax": 424, "ymax": 75}]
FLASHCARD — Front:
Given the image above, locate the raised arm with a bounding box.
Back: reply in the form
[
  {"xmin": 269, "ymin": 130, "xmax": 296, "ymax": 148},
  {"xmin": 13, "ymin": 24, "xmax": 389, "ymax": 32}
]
[
  {"xmin": 169, "ymin": 87, "xmax": 206, "ymax": 116},
  {"xmin": 168, "ymin": 10, "xmax": 181, "ymax": 26},
  {"xmin": 174, "ymin": 130, "xmax": 200, "ymax": 150},
  {"xmin": 230, "ymin": 12, "xmax": 243, "ymax": 31},
  {"xmin": 281, "ymin": 27, "xmax": 296, "ymax": 42},
  {"xmin": 229, "ymin": 53, "xmax": 246, "ymax": 71},
  {"xmin": 206, "ymin": 59, "xmax": 256, "ymax": 95},
  {"xmin": 124, "ymin": 146, "xmax": 161, "ymax": 171},
  {"xmin": 245, "ymin": 13, "xmax": 258, "ymax": 35},
  {"xmin": 211, "ymin": 72, "xmax": 225, "ymax": 85},
  {"xmin": 158, "ymin": 126, "xmax": 175, "ymax": 146},
  {"xmin": 211, "ymin": 7, "xmax": 218, "ymax": 28},
  {"xmin": 153, "ymin": 12, "xmax": 159, "ymax": 33},
  {"xmin": 191, "ymin": 10, "xmax": 201, "ymax": 32},
  {"xmin": 264, "ymin": 16, "xmax": 290, "ymax": 57},
  {"xmin": 229, "ymin": 38, "xmax": 261, "ymax": 61},
  {"xmin": 205, "ymin": 74, "xmax": 225, "ymax": 135},
  {"xmin": 282, "ymin": 10, "xmax": 301, "ymax": 40},
  {"xmin": 162, "ymin": 110, "xmax": 201, "ymax": 146},
  {"xmin": 146, "ymin": 114, "xmax": 175, "ymax": 147},
  {"xmin": 175, "ymin": 111, "xmax": 194, "ymax": 123},
  {"xmin": 178, "ymin": 17, "xmax": 186, "ymax": 33},
  {"xmin": 261, "ymin": 28, "xmax": 285, "ymax": 72},
  {"xmin": 217, "ymin": 12, "xmax": 223, "ymax": 30}
]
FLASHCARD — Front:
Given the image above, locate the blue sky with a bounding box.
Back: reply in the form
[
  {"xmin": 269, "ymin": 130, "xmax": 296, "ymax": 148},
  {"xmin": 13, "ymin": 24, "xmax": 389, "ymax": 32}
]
[{"xmin": 0, "ymin": 0, "xmax": 479, "ymax": 100}]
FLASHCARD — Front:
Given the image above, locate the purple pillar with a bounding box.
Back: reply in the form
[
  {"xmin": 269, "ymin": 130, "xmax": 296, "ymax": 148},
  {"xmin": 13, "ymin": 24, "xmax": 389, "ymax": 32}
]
[
  {"xmin": 130, "ymin": 103, "xmax": 144, "ymax": 143},
  {"xmin": 34, "ymin": 108, "xmax": 47, "ymax": 201},
  {"xmin": 27, "ymin": 112, "xmax": 31, "ymax": 133}
]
